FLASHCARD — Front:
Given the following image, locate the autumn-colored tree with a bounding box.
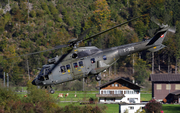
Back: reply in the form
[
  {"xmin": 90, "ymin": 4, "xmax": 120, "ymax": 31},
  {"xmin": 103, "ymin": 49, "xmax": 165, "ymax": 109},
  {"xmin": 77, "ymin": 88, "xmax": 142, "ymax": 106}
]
[{"xmin": 90, "ymin": 0, "xmax": 111, "ymax": 29}]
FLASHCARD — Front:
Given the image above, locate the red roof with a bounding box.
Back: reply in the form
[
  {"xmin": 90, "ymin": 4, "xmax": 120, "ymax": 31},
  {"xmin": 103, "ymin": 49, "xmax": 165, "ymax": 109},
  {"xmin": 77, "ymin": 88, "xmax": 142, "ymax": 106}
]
[{"xmin": 150, "ymin": 74, "xmax": 180, "ymax": 82}]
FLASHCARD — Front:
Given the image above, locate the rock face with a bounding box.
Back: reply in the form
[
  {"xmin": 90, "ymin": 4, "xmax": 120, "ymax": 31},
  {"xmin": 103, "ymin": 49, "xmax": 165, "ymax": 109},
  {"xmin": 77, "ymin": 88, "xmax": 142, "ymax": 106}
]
[
  {"xmin": 2, "ymin": 4, "xmax": 11, "ymax": 14},
  {"xmin": 1, "ymin": 2, "xmax": 33, "ymax": 14}
]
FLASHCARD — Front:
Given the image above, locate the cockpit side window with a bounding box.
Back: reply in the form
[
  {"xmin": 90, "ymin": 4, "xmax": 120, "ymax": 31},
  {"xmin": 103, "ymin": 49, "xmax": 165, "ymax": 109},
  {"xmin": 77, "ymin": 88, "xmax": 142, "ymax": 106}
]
[
  {"xmin": 60, "ymin": 66, "xmax": 66, "ymax": 73},
  {"xmin": 45, "ymin": 68, "xmax": 50, "ymax": 75},
  {"xmin": 91, "ymin": 58, "xmax": 95, "ymax": 63}
]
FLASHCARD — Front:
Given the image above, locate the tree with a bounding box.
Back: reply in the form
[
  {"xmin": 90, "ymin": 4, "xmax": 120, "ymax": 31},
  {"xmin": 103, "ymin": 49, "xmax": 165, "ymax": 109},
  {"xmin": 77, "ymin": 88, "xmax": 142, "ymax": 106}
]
[
  {"xmin": 134, "ymin": 59, "xmax": 150, "ymax": 85},
  {"xmin": 90, "ymin": 0, "xmax": 111, "ymax": 29},
  {"xmin": 145, "ymin": 99, "xmax": 162, "ymax": 113}
]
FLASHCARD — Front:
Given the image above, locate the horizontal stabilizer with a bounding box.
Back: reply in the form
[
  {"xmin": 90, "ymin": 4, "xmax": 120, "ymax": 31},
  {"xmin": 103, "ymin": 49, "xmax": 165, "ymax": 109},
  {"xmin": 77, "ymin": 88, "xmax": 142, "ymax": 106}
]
[{"xmin": 148, "ymin": 44, "xmax": 166, "ymax": 52}]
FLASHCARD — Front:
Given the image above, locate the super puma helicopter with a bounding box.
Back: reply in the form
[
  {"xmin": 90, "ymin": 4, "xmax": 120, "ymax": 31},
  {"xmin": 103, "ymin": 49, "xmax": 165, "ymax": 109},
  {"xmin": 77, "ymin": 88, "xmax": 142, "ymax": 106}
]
[{"xmin": 31, "ymin": 16, "xmax": 176, "ymax": 94}]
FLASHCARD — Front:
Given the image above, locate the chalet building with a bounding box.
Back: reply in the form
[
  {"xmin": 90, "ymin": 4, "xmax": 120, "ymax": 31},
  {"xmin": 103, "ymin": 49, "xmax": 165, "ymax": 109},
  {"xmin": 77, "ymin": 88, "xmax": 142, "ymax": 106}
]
[
  {"xmin": 150, "ymin": 74, "xmax": 180, "ymax": 103},
  {"xmin": 96, "ymin": 77, "xmax": 142, "ymax": 103}
]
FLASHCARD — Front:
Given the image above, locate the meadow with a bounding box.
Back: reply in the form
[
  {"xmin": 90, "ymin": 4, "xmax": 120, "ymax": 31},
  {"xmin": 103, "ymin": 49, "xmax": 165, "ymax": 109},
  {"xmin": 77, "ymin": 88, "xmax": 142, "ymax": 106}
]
[{"xmin": 17, "ymin": 90, "xmax": 180, "ymax": 113}]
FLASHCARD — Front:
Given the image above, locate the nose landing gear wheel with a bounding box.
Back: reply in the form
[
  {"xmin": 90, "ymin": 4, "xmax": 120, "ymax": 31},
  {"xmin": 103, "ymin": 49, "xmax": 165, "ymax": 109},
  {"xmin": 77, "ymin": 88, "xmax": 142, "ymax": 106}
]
[{"xmin": 95, "ymin": 74, "xmax": 101, "ymax": 81}]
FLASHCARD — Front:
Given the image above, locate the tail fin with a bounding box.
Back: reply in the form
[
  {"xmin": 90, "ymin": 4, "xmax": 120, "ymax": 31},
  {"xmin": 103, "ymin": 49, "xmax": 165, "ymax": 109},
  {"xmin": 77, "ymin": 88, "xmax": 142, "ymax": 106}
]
[
  {"xmin": 148, "ymin": 44, "xmax": 166, "ymax": 52},
  {"xmin": 146, "ymin": 31, "xmax": 167, "ymax": 46}
]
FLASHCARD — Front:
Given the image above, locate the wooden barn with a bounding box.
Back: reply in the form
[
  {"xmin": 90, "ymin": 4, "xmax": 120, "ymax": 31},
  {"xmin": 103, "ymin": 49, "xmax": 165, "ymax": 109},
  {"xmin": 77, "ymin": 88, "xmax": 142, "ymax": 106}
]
[{"xmin": 150, "ymin": 74, "xmax": 180, "ymax": 103}]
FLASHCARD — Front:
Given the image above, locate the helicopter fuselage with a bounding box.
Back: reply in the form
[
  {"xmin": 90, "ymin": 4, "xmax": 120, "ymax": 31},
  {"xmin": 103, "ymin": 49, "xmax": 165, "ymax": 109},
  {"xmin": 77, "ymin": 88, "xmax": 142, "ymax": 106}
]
[{"xmin": 32, "ymin": 37, "xmax": 159, "ymax": 87}]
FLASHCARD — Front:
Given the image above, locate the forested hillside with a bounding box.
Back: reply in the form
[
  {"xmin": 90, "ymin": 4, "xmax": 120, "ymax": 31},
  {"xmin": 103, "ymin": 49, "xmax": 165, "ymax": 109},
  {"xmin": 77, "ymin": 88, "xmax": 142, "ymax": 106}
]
[{"xmin": 0, "ymin": 0, "xmax": 180, "ymax": 87}]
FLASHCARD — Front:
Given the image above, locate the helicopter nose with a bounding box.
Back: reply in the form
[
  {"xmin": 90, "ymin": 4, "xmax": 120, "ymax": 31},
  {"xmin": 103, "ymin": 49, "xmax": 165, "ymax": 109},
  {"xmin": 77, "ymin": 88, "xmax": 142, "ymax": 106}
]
[{"xmin": 32, "ymin": 79, "xmax": 36, "ymax": 85}]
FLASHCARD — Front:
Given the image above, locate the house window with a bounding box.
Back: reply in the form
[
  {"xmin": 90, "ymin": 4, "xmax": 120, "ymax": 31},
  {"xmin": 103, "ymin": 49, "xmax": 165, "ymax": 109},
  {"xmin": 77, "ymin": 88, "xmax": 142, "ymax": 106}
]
[
  {"xmin": 103, "ymin": 90, "xmax": 106, "ymax": 94},
  {"xmin": 107, "ymin": 91, "xmax": 110, "ymax": 94},
  {"xmin": 126, "ymin": 83, "xmax": 128, "ymax": 87},
  {"xmin": 114, "ymin": 90, "xmax": 117, "ymax": 94},
  {"xmin": 60, "ymin": 66, "xmax": 66, "ymax": 73},
  {"xmin": 115, "ymin": 84, "xmax": 119, "ymax": 87},
  {"xmin": 118, "ymin": 91, "xmax": 122, "ymax": 94},
  {"xmin": 111, "ymin": 84, "xmax": 114, "ymax": 87},
  {"xmin": 175, "ymin": 84, "xmax": 180, "ymax": 90},
  {"xmin": 166, "ymin": 84, "xmax": 171, "ymax": 90},
  {"xmin": 156, "ymin": 84, "xmax": 162, "ymax": 90},
  {"xmin": 129, "ymin": 106, "xmax": 134, "ymax": 110}
]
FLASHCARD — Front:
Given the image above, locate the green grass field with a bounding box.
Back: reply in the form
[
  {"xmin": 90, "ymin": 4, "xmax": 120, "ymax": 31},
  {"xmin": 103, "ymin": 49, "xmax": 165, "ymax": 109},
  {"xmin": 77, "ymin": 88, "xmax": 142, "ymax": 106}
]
[
  {"xmin": 162, "ymin": 104, "xmax": 180, "ymax": 113},
  {"xmin": 17, "ymin": 90, "xmax": 180, "ymax": 113},
  {"xmin": 140, "ymin": 93, "xmax": 152, "ymax": 101}
]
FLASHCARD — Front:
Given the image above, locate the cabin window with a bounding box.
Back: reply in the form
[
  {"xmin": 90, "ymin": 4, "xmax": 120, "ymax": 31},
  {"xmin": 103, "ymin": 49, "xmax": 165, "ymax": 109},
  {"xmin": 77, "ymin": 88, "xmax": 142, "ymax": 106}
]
[
  {"xmin": 79, "ymin": 61, "xmax": 83, "ymax": 66},
  {"xmin": 111, "ymin": 84, "xmax": 114, "ymax": 87},
  {"xmin": 91, "ymin": 58, "xmax": 95, "ymax": 63},
  {"xmin": 103, "ymin": 55, "xmax": 107, "ymax": 60},
  {"xmin": 66, "ymin": 64, "xmax": 70, "ymax": 70},
  {"xmin": 60, "ymin": 66, "xmax": 66, "ymax": 73},
  {"xmin": 73, "ymin": 63, "xmax": 78, "ymax": 68}
]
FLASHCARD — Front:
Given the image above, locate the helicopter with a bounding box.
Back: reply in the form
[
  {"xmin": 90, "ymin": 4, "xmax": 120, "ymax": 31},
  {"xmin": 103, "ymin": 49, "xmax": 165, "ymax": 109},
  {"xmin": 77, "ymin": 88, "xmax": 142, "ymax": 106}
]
[{"xmin": 31, "ymin": 15, "xmax": 176, "ymax": 94}]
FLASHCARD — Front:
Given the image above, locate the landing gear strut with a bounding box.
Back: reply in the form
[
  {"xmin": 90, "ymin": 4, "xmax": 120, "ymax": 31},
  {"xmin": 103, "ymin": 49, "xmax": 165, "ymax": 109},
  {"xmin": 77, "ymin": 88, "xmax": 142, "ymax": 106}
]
[
  {"xmin": 95, "ymin": 74, "xmax": 101, "ymax": 81},
  {"xmin": 50, "ymin": 86, "xmax": 55, "ymax": 94}
]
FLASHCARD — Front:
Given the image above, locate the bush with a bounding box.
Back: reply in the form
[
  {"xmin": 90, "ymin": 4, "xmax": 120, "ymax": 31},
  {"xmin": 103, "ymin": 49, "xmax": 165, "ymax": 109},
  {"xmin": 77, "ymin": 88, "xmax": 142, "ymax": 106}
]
[
  {"xmin": 145, "ymin": 99, "xmax": 162, "ymax": 113},
  {"xmin": 30, "ymin": 10, "xmax": 36, "ymax": 18}
]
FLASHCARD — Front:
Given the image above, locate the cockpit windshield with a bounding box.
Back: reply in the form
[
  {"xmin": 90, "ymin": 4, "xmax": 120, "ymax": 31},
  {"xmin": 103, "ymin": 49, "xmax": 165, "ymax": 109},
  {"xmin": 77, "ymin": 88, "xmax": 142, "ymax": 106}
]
[{"xmin": 38, "ymin": 66, "xmax": 50, "ymax": 81}]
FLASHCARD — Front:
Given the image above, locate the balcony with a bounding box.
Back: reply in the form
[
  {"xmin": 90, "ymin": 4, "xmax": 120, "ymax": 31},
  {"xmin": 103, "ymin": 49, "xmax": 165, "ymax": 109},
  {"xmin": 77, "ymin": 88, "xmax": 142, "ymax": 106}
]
[{"xmin": 96, "ymin": 94, "xmax": 125, "ymax": 98}]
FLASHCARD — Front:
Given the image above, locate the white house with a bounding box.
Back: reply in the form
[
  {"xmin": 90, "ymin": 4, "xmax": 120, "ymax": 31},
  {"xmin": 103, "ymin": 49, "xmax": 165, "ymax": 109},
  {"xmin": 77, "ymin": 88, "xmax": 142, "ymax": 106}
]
[
  {"xmin": 119, "ymin": 103, "xmax": 146, "ymax": 113},
  {"xmin": 96, "ymin": 77, "xmax": 143, "ymax": 103}
]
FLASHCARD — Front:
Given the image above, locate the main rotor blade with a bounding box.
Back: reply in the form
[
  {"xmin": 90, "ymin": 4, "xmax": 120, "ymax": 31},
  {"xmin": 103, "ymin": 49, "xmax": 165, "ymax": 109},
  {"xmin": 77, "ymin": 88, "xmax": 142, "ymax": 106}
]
[
  {"xmin": 9, "ymin": 44, "xmax": 68, "ymax": 58},
  {"xmin": 83, "ymin": 16, "xmax": 145, "ymax": 42},
  {"xmin": 151, "ymin": 16, "xmax": 160, "ymax": 26},
  {"xmin": 78, "ymin": 28, "xmax": 92, "ymax": 41}
]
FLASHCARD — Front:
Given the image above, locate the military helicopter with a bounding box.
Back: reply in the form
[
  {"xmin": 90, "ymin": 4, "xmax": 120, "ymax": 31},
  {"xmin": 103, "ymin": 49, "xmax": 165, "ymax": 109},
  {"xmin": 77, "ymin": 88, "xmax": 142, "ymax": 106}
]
[{"xmin": 31, "ymin": 15, "xmax": 176, "ymax": 94}]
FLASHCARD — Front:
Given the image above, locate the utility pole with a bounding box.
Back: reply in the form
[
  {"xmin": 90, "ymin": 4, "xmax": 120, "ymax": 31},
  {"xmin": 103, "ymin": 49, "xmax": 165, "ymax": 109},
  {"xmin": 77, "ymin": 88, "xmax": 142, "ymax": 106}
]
[
  {"xmin": 7, "ymin": 73, "xmax": 9, "ymax": 87},
  {"xmin": 133, "ymin": 54, "xmax": 134, "ymax": 74},
  {"xmin": 27, "ymin": 59, "xmax": 30, "ymax": 80},
  {"xmin": 27, "ymin": 0, "xmax": 29, "ymax": 25},
  {"xmin": 4, "ymin": 72, "xmax": 5, "ymax": 87},
  {"xmin": 152, "ymin": 52, "xmax": 154, "ymax": 74},
  {"xmin": 83, "ymin": 78, "xmax": 84, "ymax": 91}
]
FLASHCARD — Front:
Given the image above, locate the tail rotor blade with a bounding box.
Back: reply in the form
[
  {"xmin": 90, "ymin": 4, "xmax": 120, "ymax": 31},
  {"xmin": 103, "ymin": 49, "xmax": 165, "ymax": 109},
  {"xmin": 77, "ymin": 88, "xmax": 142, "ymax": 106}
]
[
  {"xmin": 151, "ymin": 16, "xmax": 161, "ymax": 26},
  {"xmin": 168, "ymin": 26, "xmax": 176, "ymax": 34}
]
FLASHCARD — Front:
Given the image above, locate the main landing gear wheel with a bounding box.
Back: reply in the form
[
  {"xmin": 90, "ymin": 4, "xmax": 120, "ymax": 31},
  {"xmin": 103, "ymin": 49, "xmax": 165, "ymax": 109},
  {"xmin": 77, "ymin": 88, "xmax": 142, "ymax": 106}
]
[
  {"xmin": 50, "ymin": 89, "xmax": 55, "ymax": 94},
  {"xmin": 50, "ymin": 86, "xmax": 55, "ymax": 94},
  {"xmin": 95, "ymin": 74, "xmax": 101, "ymax": 81}
]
